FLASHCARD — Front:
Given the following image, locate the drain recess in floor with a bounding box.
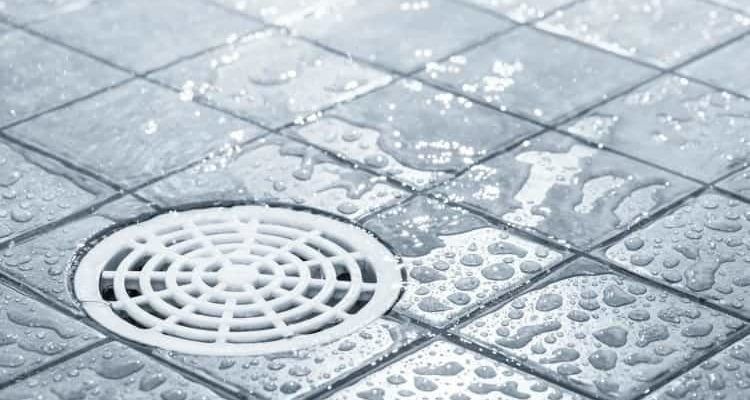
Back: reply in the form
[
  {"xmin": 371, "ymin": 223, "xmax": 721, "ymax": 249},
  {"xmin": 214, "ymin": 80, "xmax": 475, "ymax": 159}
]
[{"xmin": 74, "ymin": 205, "xmax": 402, "ymax": 356}]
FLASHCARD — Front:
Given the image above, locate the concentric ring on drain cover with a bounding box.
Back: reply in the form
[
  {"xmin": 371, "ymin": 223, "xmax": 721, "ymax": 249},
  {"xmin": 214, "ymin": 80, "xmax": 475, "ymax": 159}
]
[{"xmin": 74, "ymin": 205, "xmax": 402, "ymax": 356}]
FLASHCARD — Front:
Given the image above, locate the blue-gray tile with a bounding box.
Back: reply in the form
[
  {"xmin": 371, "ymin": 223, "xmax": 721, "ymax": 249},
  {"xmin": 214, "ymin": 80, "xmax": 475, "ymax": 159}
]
[
  {"xmin": 711, "ymin": 0, "xmax": 750, "ymax": 14},
  {"xmin": 0, "ymin": 196, "xmax": 153, "ymax": 314},
  {"xmin": 681, "ymin": 35, "xmax": 750, "ymax": 98},
  {"xmin": 30, "ymin": 0, "xmax": 261, "ymax": 73},
  {"xmin": 718, "ymin": 165, "xmax": 750, "ymax": 199},
  {"xmin": 0, "ymin": 140, "xmax": 110, "ymax": 244},
  {"xmin": 420, "ymin": 26, "xmax": 656, "ymax": 123},
  {"xmin": 6, "ymin": 80, "xmax": 263, "ymax": 188},
  {"xmin": 210, "ymin": 0, "xmax": 344, "ymax": 25},
  {"xmin": 0, "ymin": 342, "xmax": 225, "ymax": 400},
  {"xmin": 538, "ymin": 0, "xmax": 750, "ymax": 68},
  {"xmin": 139, "ymin": 135, "xmax": 408, "ymax": 220},
  {"xmin": 433, "ymin": 131, "xmax": 699, "ymax": 248},
  {"xmin": 563, "ymin": 75, "xmax": 750, "ymax": 182},
  {"xmin": 0, "ymin": 281, "xmax": 104, "ymax": 385},
  {"xmin": 290, "ymin": 79, "xmax": 540, "ymax": 189},
  {"xmin": 292, "ymin": 0, "xmax": 512, "ymax": 73},
  {"xmin": 151, "ymin": 30, "xmax": 391, "ymax": 128},
  {"xmin": 463, "ymin": 0, "xmax": 575, "ymax": 22},
  {"xmin": 0, "ymin": 0, "xmax": 97, "ymax": 24},
  {"xmin": 0, "ymin": 29, "xmax": 127, "ymax": 127},
  {"xmin": 460, "ymin": 258, "xmax": 744, "ymax": 400}
]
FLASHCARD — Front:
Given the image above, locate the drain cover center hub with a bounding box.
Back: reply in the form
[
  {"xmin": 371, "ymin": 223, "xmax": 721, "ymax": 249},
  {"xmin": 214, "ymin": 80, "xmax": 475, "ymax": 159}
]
[{"xmin": 73, "ymin": 205, "xmax": 402, "ymax": 356}]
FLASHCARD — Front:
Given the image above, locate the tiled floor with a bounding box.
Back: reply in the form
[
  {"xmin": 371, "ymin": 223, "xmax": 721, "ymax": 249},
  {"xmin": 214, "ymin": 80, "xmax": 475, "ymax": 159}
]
[{"xmin": 2, "ymin": 0, "xmax": 750, "ymax": 399}]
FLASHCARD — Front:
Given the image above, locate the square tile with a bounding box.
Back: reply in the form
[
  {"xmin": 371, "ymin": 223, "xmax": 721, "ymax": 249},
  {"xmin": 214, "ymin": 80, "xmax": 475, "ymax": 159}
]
[
  {"xmin": 7, "ymin": 80, "xmax": 263, "ymax": 188},
  {"xmin": 563, "ymin": 75, "xmax": 750, "ymax": 182},
  {"xmin": 645, "ymin": 334, "xmax": 750, "ymax": 400},
  {"xmin": 711, "ymin": 0, "xmax": 750, "ymax": 14},
  {"xmin": 364, "ymin": 196, "xmax": 565, "ymax": 327},
  {"xmin": 0, "ymin": 281, "xmax": 104, "ymax": 385},
  {"xmin": 139, "ymin": 135, "xmax": 408, "ymax": 220},
  {"xmin": 0, "ymin": 30, "xmax": 127, "ymax": 127},
  {"xmin": 538, "ymin": 0, "xmax": 750, "ymax": 68},
  {"xmin": 433, "ymin": 131, "xmax": 698, "ymax": 249},
  {"xmin": 0, "ymin": 342, "xmax": 224, "ymax": 399},
  {"xmin": 31, "ymin": 0, "xmax": 261, "ymax": 73},
  {"xmin": 329, "ymin": 340, "xmax": 585, "ymax": 400},
  {"xmin": 460, "ymin": 258, "xmax": 744, "ymax": 400},
  {"xmin": 152, "ymin": 30, "xmax": 391, "ymax": 128},
  {"xmin": 718, "ymin": 166, "xmax": 750, "ymax": 198},
  {"xmin": 158, "ymin": 318, "xmax": 425, "ymax": 399},
  {"xmin": 290, "ymin": 80, "xmax": 540, "ymax": 189},
  {"xmin": 211, "ymin": 0, "xmax": 349, "ymax": 25},
  {"xmin": 681, "ymin": 35, "xmax": 750, "ymax": 97},
  {"xmin": 463, "ymin": 0, "xmax": 575, "ymax": 23},
  {"xmin": 0, "ymin": 0, "xmax": 97, "ymax": 24},
  {"xmin": 292, "ymin": 0, "xmax": 511, "ymax": 73},
  {"xmin": 605, "ymin": 192, "xmax": 750, "ymax": 317},
  {"xmin": 420, "ymin": 27, "xmax": 655, "ymax": 123},
  {"xmin": 0, "ymin": 140, "xmax": 110, "ymax": 244},
  {"xmin": 0, "ymin": 196, "xmax": 153, "ymax": 314}
]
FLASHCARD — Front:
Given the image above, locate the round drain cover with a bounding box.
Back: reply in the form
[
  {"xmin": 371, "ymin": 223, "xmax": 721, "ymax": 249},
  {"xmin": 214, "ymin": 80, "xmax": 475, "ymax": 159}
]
[{"xmin": 74, "ymin": 206, "xmax": 402, "ymax": 356}]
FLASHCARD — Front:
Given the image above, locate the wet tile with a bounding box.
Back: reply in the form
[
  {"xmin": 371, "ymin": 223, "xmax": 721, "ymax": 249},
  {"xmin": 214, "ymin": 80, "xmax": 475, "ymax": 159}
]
[
  {"xmin": 365, "ymin": 196, "xmax": 564, "ymax": 327},
  {"xmin": 0, "ymin": 140, "xmax": 110, "ymax": 244},
  {"xmin": 645, "ymin": 334, "xmax": 750, "ymax": 400},
  {"xmin": 564, "ymin": 75, "xmax": 750, "ymax": 182},
  {"xmin": 152, "ymin": 30, "xmax": 391, "ymax": 128},
  {"xmin": 0, "ymin": 281, "xmax": 104, "ymax": 385},
  {"xmin": 211, "ymin": 0, "xmax": 351, "ymax": 25},
  {"xmin": 31, "ymin": 0, "xmax": 260, "ymax": 73},
  {"xmin": 292, "ymin": 0, "xmax": 511, "ymax": 73},
  {"xmin": 0, "ymin": 196, "xmax": 153, "ymax": 314},
  {"xmin": 0, "ymin": 0, "xmax": 97, "ymax": 24},
  {"xmin": 139, "ymin": 135, "xmax": 408, "ymax": 220},
  {"xmin": 7, "ymin": 80, "xmax": 263, "ymax": 188},
  {"xmin": 718, "ymin": 166, "xmax": 750, "ymax": 199},
  {"xmin": 158, "ymin": 318, "xmax": 425, "ymax": 399},
  {"xmin": 538, "ymin": 0, "xmax": 750, "ymax": 68},
  {"xmin": 290, "ymin": 80, "xmax": 540, "ymax": 189},
  {"xmin": 711, "ymin": 0, "xmax": 750, "ymax": 13},
  {"xmin": 0, "ymin": 341, "xmax": 223, "ymax": 399},
  {"xmin": 433, "ymin": 131, "xmax": 698, "ymax": 249},
  {"xmin": 420, "ymin": 27, "xmax": 655, "ymax": 123},
  {"xmin": 460, "ymin": 258, "xmax": 744, "ymax": 399},
  {"xmin": 0, "ymin": 30, "xmax": 127, "ymax": 127},
  {"xmin": 463, "ymin": 0, "xmax": 575, "ymax": 23},
  {"xmin": 681, "ymin": 35, "xmax": 750, "ymax": 98},
  {"xmin": 605, "ymin": 192, "xmax": 750, "ymax": 318},
  {"xmin": 330, "ymin": 339, "xmax": 585, "ymax": 400}
]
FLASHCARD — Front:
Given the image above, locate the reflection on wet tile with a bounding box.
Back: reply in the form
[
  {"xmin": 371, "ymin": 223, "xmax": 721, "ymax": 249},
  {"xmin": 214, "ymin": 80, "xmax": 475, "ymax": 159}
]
[
  {"xmin": 606, "ymin": 193, "xmax": 750, "ymax": 317},
  {"xmin": 0, "ymin": 0, "xmax": 96, "ymax": 24},
  {"xmin": 0, "ymin": 141, "xmax": 110, "ymax": 244},
  {"xmin": 460, "ymin": 259, "xmax": 744, "ymax": 399},
  {"xmin": 711, "ymin": 0, "xmax": 750, "ymax": 14},
  {"xmin": 210, "ymin": 0, "xmax": 341, "ymax": 25},
  {"xmin": 538, "ymin": 0, "xmax": 749, "ymax": 68},
  {"xmin": 564, "ymin": 75, "xmax": 750, "ymax": 182},
  {"xmin": 433, "ymin": 132, "xmax": 698, "ymax": 248},
  {"xmin": 290, "ymin": 80, "xmax": 539, "ymax": 189},
  {"xmin": 0, "ymin": 342, "xmax": 222, "ymax": 399},
  {"xmin": 7, "ymin": 80, "xmax": 262, "ymax": 188},
  {"xmin": 293, "ymin": 0, "xmax": 511, "ymax": 73},
  {"xmin": 420, "ymin": 26, "xmax": 655, "ymax": 123},
  {"xmin": 152, "ymin": 30, "xmax": 391, "ymax": 128},
  {"xmin": 158, "ymin": 318, "xmax": 425, "ymax": 399},
  {"xmin": 0, "ymin": 30, "xmax": 126, "ymax": 127},
  {"xmin": 0, "ymin": 197, "xmax": 152, "ymax": 314},
  {"xmin": 330, "ymin": 340, "xmax": 584, "ymax": 400},
  {"xmin": 31, "ymin": 0, "xmax": 259, "ymax": 72},
  {"xmin": 681, "ymin": 35, "xmax": 750, "ymax": 98},
  {"xmin": 464, "ymin": 0, "xmax": 575, "ymax": 22},
  {"xmin": 139, "ymin": 135, "xmax": 407, "ymax": 220},
  {"xmin": 645, "ymin": 335, "xmax": 750, "ymax": 400},
  {"xmin": 718, "ymin": 166, "xmax": 750, "ymax": 198},
  {"xmin": 0, "ymin": 281, "xmax": 104, "ymax": 385},
  {"xmin": 366, "ymin": 196, "xmax": 564, "ymax": 326}
]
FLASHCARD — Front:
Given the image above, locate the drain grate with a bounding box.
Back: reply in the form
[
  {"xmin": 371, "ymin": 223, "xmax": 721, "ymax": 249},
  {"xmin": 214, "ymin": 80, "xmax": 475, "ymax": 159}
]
[{"xmin": 74, "ymin": 206, "xmax": 402, "ymax": 356}]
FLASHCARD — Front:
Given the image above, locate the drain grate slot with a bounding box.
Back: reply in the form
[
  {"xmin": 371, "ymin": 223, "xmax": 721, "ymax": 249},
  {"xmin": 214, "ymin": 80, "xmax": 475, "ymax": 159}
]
[{"xmin": 74, "ymin": 205, "xmax": 401, "ymax": 356}]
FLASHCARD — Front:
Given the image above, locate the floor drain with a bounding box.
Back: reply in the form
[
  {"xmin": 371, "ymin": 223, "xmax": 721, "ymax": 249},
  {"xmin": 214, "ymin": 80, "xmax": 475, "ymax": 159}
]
[{"xmin": 74, "ymin": 205, "xmax": 402, "ymax": 356}]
